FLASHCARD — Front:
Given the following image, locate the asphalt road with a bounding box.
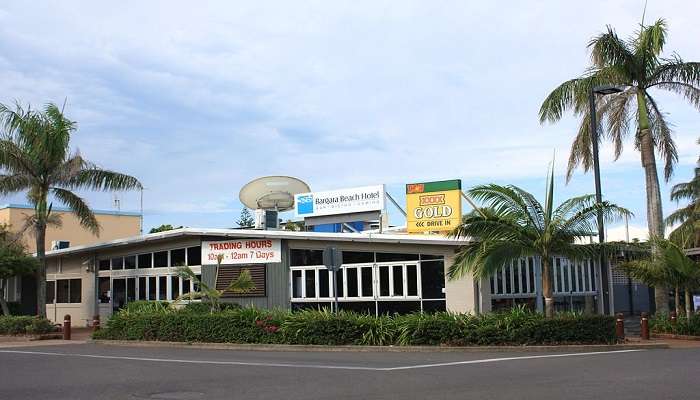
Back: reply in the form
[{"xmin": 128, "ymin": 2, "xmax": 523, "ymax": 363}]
[{"xmin": 0, "ymin": 343, "xmax": 698, "ymax": 400}]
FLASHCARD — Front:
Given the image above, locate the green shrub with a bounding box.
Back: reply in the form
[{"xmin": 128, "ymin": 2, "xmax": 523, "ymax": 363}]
[
  {"xmin": 123, "ymin": 300, "xmax": 171, "ymax": 314},
  {"xmin": 0, "ymin": 316, "xmax": 55, "ymax": 335},
  {"xmin": 181, "ymin": 301, "xmax": 242, "ymax": 314},
  {"xmin": 651, "ymin": 313, "xmax": 700, "ymax": 336},
  {"xmin": 95, "ymin": 307, "xmax": 616, "ymax": 345}
]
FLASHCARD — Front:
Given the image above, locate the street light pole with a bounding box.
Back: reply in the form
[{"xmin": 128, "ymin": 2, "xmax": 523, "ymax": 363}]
[{"xmin": 588, "ymin": 85, "xmax": 624, "ymax": 316}]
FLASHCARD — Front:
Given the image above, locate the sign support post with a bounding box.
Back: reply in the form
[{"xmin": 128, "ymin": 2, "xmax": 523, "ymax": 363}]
[{"xmin": 323, "ymin": 246, "xmax": 343, "ymax": 314}]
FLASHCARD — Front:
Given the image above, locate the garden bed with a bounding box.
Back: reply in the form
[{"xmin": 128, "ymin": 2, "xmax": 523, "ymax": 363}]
[{"xmin": 94, "ymin": 305, "xmax": 617, "ymax": 346}]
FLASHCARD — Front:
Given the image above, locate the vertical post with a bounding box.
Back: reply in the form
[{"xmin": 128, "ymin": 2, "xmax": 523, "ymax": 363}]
[
  {"xmin": 333, "ymin": 269, "xmax": 339, "ymax": 314},
  {"xmin": 589, "ymin": 88, "xmax": 611, "ymax": 316},
  {"xmin": 615, "ymin": 313, "xmax": 625, "ymax": 341},
  {"xmin": 63, "ymin": 314, "xmax": 71, "ymax": 340},
  {"xmin": 640, "ymin": 312, "xmax": 650, "ymax": 340}
]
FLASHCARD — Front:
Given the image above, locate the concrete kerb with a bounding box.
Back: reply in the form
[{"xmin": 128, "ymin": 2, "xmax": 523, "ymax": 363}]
[{"xmin": 90, "ymin": 339, "xmax": 669, "ymax": 353}]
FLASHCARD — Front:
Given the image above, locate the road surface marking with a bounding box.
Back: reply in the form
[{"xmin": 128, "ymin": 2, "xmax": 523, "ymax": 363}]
[{"xmin": 0, "ymin": 349, "xmax": 643, "ymax": 371}]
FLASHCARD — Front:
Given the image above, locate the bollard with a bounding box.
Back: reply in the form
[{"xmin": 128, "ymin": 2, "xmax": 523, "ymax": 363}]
[
  {"xmin": 615, "ymin": 313, "xmax": 625, "ymax": 341},
  {"xmin": 63, "ymin": 314, "xmax": 71, "ymax": 340},
  {"xmin": 670, "ymin": 311, "xmax": 677, "ymax": 326},
  {"xmin": 92, "ymin": 315, "xmax": 100, "ymax": 332},
  {"xmin": 641, "ymin": 312, "xmax": 650, "ymax": 340}
]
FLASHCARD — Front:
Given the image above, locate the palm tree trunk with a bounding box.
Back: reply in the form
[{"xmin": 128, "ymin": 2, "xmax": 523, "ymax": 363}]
[
  {"xmin": 542, "ymin": 257, "xmax": 554, "ymax": 318},
  {"xmin": 685, "ymin": 289, "xmax": 693, "ymax": 319},
  {"xmin": 35, "ymin": 224, "xmax": 47, "ymax": 318},
  {"xmin": 674, "ymin": 287, "xmax": 681, "ymax": 316},
  {"xmin": 637, "ymin": 91, "xmax": 669, "ymax": 314},
  {"xmin": 0, "ymin": 279, "xmax": 10, "ymax": 316}
]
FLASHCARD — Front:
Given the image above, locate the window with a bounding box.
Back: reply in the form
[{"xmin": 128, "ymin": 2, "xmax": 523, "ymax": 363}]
[
  {"xmin": 98, "ymin": 277, "xmax": 110, "ymax": 304},
  {"xmin": 421, "ymin": 260, "xmax": 445, "ymax": 299},
  {"xmin": 342, "ymin": 251, "xmax": 373, "ymax": 264},
  {"xmin": 171, "ymin": 276, "xmax": 180, "ymax": 299},
  {"xmin": 346, "ymin": 267, "xmax": 358, "ymax": 297},
  {"xmin": 111, "ymin": 257, "xmax": 124, "ymax": 270},
  {"xmin": 56, "ymin": 279, "xmax": 70, "ymax": 303},
  {"xmin": 290, "ymin": 249, "xmax": 323, "ymax": 266},
  {"xmin": 55, "ymin": 279, "xmax": 81, "ymax": 303},
  {"xmin": 182, "ymin": 278, "xmax": 191, "ymax": 296},
  {"xmin": 171, "ymin": 248, "xmax": 186, "ymax": 267},
  {"xmin": 98, "ymin": 259, "xmax": 110, "ymax": 271},
  {"xmin": 194, "ymin": 274, "xmax": 202, "ymax": 292},
  {"xmin": 138, "ymin": 277, "xmax": 146, "ymax": 300},
  {"xmin": 360, "ymin": 267, "xmax": 373, "ymax": 297},
  {"xmin": 376, "ymin": 252, "xmax": 418, "ymax": 262},
  {"xmin": 392, "ymin": 265, "xmax": 403, "ymax": 296},
  {"xmin": 46, "ymin": 281, "xmax": 55, "ymax": 304},
  {"xmin": 138, "ymin": 253, "xmax": 152, "ymax": 268},
  {"xmin": 406, "ymin": 265, "xmax": 418, "ymax": 296},
  {"xmin": 319, "ymin": 269, "xmax": 330, "ymax": 298},
  {"xmin": 124, "ymin": 278, "xmax": 134, "ymax": 303},
  {"xmin": 154, "ymin": 251, "xmax": 168, "ymax": 268},
  {"xmin": 292, "ymin": 270, "xmax": 302, "ymax": 298},
  {"xmin": 305, "ymin": 270, "xmax": 316, "ymax": 298},
  {"xmin": 148, "ymin": 277, "xmax": 157, "ymax": 300},
  {"xmin": 125, "ymin": 255, "xmax": 136, "ymax": 270},
  {"xmin": 69, "ymin": 279, "xmax": 82, "ymax": 303},
  {"xmin": 159, "ymin": 276, "xmax": 167, "ymax": 300},
  {"xmin": 187, "ymin": 246, "xmax": 201, "ymax": 266}
]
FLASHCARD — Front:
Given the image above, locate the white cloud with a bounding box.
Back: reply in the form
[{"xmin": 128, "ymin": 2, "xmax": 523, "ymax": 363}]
[{"xmin": 0, "ymin": 0, "xmax": 698, "ymax": 230}]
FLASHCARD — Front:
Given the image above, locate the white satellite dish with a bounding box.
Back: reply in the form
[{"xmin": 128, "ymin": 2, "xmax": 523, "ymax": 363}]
[{"xmin": 239, "ymin": 176, "xmax": 310, "ymax": 212}]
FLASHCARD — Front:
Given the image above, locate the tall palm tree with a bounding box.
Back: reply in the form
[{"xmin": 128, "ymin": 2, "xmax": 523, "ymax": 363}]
[
  {"xmin": 619, "ymin": 237, "xmax": 700, "ymax": 318},
  {"xmin": 448, "ymin": 169, "xmax": 630, "ymax": 317},
  {"xmin": 0, "ymin": 102, "xmax": 142, "ymax": 317},
  {"xmin": 666, "ymin": 148, "xmax": 700, "ymax": 248},
  {"xmin": 539, "ymin": 19, "xmax": 700, "ymax": 313}
]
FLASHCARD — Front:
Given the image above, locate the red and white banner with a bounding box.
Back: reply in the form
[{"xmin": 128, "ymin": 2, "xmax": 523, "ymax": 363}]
[{"xmin": 201, "ymin": 239, "xmax": 281, "ymax": 265}]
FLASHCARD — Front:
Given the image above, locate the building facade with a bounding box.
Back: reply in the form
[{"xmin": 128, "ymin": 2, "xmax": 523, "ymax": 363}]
[
  {"xmin": 0, "ymin": 204, "xmax": 141, "ymax": 314},
  {"xmin": 42, "ymin": 227, "xmax": 608, "ymax": 326}
]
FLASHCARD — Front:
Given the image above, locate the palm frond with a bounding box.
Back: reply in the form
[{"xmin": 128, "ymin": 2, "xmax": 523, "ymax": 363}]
[
  {"xmin": 645, "ymin": 93, "xmax": 677, "ymax": 180},
  {"xmin": 588, "ymin": 25, "xmax": 635, "ymax": 70},
  {"xmin": 51, "ymin": 188, "xmax": 100, "ymax": 235},
  {"xmin": 66, "ymin": 168, "xmax": 142, "ymax": 191}
]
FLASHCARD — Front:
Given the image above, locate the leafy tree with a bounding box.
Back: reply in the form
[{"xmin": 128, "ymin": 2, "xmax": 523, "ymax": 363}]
[
  {"xmin": 448, "ymin": 169, "xmax": 630, "ymax": 317},
  {"xmin": 174, "ymin": 254, "xmax": 254, "ymax": 313},
  {"xmin": 619, "ymin": 237, "xmax": 700, "ymax": 318},
  {"xmin": 149, "ymin": 224, "xmax": 183, "ymax": 234},
  {"xmin": 236, "ymin": 207, "xmax": 254, "ymax": 228},
  {"xmin": 283, "ymin": 220, "xmax": 305, "ymax": 231},
  {"xmin": 539, "ymin": 19, "xmax": 700, "ymax": 313},
  {"xmin": 666, "ymin": 147, "xmax": 700, "ymax": 248},
  {"xmin": 0, "ymin": 102, "xmax": 142, "ymax": 317},
  {"xmin": 0, "ymin": 224, "xmax": 39, "ymax": 315}
]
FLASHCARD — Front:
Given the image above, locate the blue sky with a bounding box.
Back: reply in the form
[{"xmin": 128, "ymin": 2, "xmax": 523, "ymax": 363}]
[{"xmin": 0, "ymin": 1, "xmax": 698, "ymax": 240}]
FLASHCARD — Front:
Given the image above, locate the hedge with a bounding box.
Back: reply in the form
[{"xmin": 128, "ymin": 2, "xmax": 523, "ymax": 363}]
[
  {"xmin": 0, "ymin": 316, "xmax": 56, "ymax": 335},
  {"xmin": 94, "ymin": 308, "xmax": 616, "ymax": 346},
  {"xmin": 651, "ymin": 313, "xmax": 700, "ymax": 336}
]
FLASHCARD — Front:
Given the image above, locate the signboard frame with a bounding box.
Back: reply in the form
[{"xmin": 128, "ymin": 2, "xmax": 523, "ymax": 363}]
[{"xmin": 405, "ymin": 179, "xmax": 462, "ymax": 233}]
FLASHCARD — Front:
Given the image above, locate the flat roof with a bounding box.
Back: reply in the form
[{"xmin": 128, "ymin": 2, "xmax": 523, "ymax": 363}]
[
  {"xmin": 44, "ymin": 228, "xmax": 467, "ymax": 258},
  {"xmin": 1, "ymin": 203, "xmax": 141, "ymax": 217}
]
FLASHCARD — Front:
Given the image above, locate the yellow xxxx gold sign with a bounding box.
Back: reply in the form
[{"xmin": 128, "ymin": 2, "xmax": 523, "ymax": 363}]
[{"xmin": 405, "ymin": 179, "xmax": 462, "ymax": 233}]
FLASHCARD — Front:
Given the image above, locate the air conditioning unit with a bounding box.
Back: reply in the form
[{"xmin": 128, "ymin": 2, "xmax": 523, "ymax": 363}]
[
  {"xmin": 51, "ymin": 240, "xmax": 70, "ymax": 250},
  {"xmin": 254, "ymin": 209, "xmax": 279, "ymax": 230}
]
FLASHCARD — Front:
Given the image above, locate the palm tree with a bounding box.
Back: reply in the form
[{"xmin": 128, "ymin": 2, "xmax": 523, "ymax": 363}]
[
  {"xmin": 666, "ymin": 148, "xmax": 700, "ymax": 248},
  {"xmin": 174, "ymin": 254, "xmax": 254, "ymax": 312},
  {"xmin": 539, "ymin": 19, "xmax": 700, "ymax": 313},
  {"xmin": 0, "ymin": 102, "xmax": 142, "ymax": 317},
  {"xmin": 448, "ymin": 169, "xmax": 630, "ymax": 317},
  {"xmin": 619, "ymin": 237, "xmax": 700, "ymax": 318}
]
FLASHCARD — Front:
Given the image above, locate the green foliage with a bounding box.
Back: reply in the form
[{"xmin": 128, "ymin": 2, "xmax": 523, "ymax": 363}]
[
  {"xmin": 181, "ymin": 302, "xmax": 241, "ymax": 314},
  {"xmin": 0, "ymin": 224, "xmax": 38, "ymax": 315},
  {"xmin": 650, "ymin": 313, "xmax": 700, "ymax": 336},
  {"xmin": 123, "ymin": 300, "xmax": 172, "ymax": 314},
  {"xmin": 666, "ymin": 149, "xmax": 700, "ymax": 248},
  {"xmin": 173, "ymin": 263, "xmax": 254, "ymax": 313},
  {"xmin": 618, "ymin": 237, "xmax": 700, "ymax": 292},
  {"xmin": 236, "ymin": 208, "xmax": 254, "ymax": 228},
  {"xmin": 94, "ymin": 308, "xmax": 616, "ymax": 346},
  {"xmin": 149, "ymin": 224, "xmax": 183, "ymax": 234},
  {"xmin": 0, "ymin": 316, "xmax": 55, "ymax": 335}
]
